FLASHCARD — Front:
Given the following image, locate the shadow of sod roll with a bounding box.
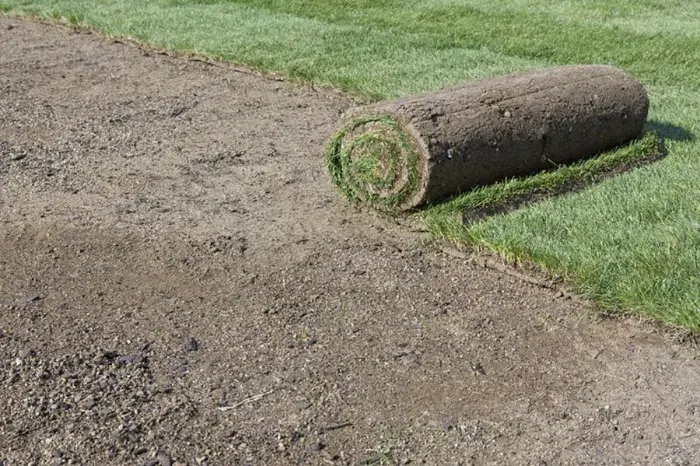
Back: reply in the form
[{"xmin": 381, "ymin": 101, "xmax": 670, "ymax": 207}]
[{"xmin": 325, "ymin": 65, "xmax": 649, "ymax": 213}]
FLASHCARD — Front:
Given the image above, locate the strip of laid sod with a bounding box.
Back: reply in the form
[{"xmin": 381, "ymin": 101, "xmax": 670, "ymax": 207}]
[
  {"xmin": 424, "ymin": 132, "xmax": 661, "ymax": 221},
  {"xmin": 1, "ymin": 0, "xmax": 698, "ymax": 329}
]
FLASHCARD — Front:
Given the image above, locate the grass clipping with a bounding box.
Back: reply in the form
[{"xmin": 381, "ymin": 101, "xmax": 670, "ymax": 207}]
[{"xmin": 326, "ymin": 115, "xmax": 424, "ymax": 212}]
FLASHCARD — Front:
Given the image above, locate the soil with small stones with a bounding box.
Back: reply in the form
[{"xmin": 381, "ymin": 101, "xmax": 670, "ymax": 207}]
[{"xmin": 2, "ymin": 18, "xmax": 700, "ymax": 466}]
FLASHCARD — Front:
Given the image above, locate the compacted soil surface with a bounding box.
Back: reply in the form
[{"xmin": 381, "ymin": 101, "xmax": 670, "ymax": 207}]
[{"xmin": 2, "ymin": 18, "xmax": 700, "ymax": 466}]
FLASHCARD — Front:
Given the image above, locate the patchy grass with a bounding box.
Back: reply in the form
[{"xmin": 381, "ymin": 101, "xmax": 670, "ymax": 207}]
[{"xmin": 1, "ymin": 0, "xmax": 699, "ymax": 329}]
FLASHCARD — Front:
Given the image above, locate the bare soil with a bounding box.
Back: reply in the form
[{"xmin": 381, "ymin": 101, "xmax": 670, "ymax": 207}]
[{"xmin": 2, "ymin": 18, "xmax": 700, "ymax": 466}]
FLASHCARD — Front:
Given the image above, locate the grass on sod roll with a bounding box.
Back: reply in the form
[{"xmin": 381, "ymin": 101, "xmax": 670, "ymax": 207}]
[
  {"xmin": 326, "ymin": 116, "xmax": 421, "ymax": 211},
  {"xmin": 1, "ymin": 0, "xmax": 699, "ymax": 329}
]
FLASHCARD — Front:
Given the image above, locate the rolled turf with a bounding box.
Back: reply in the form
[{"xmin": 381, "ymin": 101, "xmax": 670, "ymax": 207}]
[{"xmin": 326, "ymin": 65, "xmax": 649, "ymax": 212}]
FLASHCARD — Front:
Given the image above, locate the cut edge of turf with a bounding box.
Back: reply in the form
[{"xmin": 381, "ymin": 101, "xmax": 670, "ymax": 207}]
[
  {"xmin": 423, "ymin": 131, "xmax": 661, "ymax": 222},
  {"xmin": 462, "ymin": 236, "xmax": 700, "ymax": 333},
  {"xmin": 443, "ymin": 244, "xmax": 700, "ymax": 338}
]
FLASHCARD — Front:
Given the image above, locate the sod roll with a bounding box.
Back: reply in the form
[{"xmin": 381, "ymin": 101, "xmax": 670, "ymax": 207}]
[{"xmin": 326, "ymin": 65, "xmax": 649, "ymax": 212}]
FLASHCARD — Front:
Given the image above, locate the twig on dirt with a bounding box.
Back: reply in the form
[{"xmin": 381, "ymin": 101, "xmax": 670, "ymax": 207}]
[
  {"xmin": 186, "ymin": 56, "xmax": 216, "ymax": 66},
  {"xmin": 322, "ymin": 422, "xmax": 353, "ymax": 432},
  {"xmin": 573, "ymin": 310, "xmax": 589, "ymax": 329},
  {"xmin": 217, "ymin": 388, "xmax": 276, "ymax": 412},
  {"xmin": 441, "ymin": 247, "xmax": 468, "ymax": 259},
  {"xmin": 475, "ymin": 256, "xmax": 561, "ymax": 291},
  {"xmin": 440, "ymin": 246, "xmax": 564, "ymax": 290},
  {"xmin": 440, "ymin": 248, "xmax": 577, "ymax": 300}
]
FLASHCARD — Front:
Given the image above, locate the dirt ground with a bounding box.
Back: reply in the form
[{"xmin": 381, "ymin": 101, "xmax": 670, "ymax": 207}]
[{"xmin": 2, "ymin": 18, "xmax": 700, "ymax": 466}]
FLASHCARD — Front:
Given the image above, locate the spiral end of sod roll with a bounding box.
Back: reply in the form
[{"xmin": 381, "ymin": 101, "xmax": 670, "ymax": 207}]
[{"xmin": 325, "ymin": 115, "xmax": 426, "ymax": 213}]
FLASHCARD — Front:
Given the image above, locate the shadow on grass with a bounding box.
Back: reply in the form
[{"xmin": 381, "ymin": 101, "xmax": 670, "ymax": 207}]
[
  {"xmin": 646, "ymin": 120, "xmax": 695, "ymax": 143},
  {"xmin": 646, "ymin": 120, "xmax": 695, "ymax": 158}
]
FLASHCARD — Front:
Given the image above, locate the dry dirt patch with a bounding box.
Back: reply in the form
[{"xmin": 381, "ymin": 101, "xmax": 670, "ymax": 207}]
[{"xmin": 1, "ymin": 18, "xmax": 700, "ymax": 465}]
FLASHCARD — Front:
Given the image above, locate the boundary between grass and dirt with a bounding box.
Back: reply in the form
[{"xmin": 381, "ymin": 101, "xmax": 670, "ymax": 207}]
[
  {"xmin": 0, "ymin": 12, "xmax": 368, "ymax": 103},
  {"xmin": 1, "ymin": 9, "xmax": 698, "ymax": 333}
]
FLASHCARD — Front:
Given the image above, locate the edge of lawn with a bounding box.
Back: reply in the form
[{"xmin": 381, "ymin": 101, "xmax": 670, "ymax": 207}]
[
  {"xmin": 421, "ymin": 132, "xmax": 682, "ymax": 323},
  {"xmin": 0, "ymin": 11, "xmax": 376, "ymax": 101}
]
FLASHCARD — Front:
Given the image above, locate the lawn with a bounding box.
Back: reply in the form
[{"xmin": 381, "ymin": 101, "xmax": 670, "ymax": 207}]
[{"xmin": 2, "ymin": 0, "xmax": 699, "ymax": 329}]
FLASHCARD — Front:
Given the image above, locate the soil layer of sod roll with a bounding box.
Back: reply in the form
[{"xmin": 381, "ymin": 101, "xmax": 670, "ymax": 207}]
[{"xmin": 326, "ymin": 65, "xmax": 649, "ymax": 212}]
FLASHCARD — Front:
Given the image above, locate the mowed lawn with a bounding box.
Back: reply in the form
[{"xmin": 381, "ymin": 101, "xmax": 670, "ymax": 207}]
[{"xmin": 2, "ymin": 0, "xmax": 699, "ymax": 329}]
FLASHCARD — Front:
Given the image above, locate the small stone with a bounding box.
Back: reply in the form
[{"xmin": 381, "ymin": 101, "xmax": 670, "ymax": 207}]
[
  {"xmin": 295, "ymin": 400, "xmax": 312, "ymax": 411},
  {"xmin": 79, "ymin": 395, "xmax": 96, "ymax": 410},
  {"xmin": 134, "ymin": 446, "xmax": 148, "ymax": 455},
  {"xmin": 312, "ymin": 442, "xmax": 325, "ymax": 451},
  {"xmin": 19, "ymin": 348, "xmax": 36, "ymax": 359},
  {"xmin": 116, "ymin": 354, "xmax": 139, "ymax": 365},
  {"xmin": 185, "ymin": 337, "xmax": 199, "ymax": 352},
  {"xmin": 157, "ymin": 452, "xmax": 172, "ymax": 466},
  {"xmin": 195, "ymin": 456, "xmax": 208, "ymax": 465},
  {"xmin": 173, "ymin": 361, "xmax": 188, "ymax": 374}
]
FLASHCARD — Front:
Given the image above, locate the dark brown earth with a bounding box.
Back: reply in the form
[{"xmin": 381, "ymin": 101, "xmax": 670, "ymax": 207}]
[{"xmin": 2, "ymin": 18, "xmax": 700, "ymax": 466}]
